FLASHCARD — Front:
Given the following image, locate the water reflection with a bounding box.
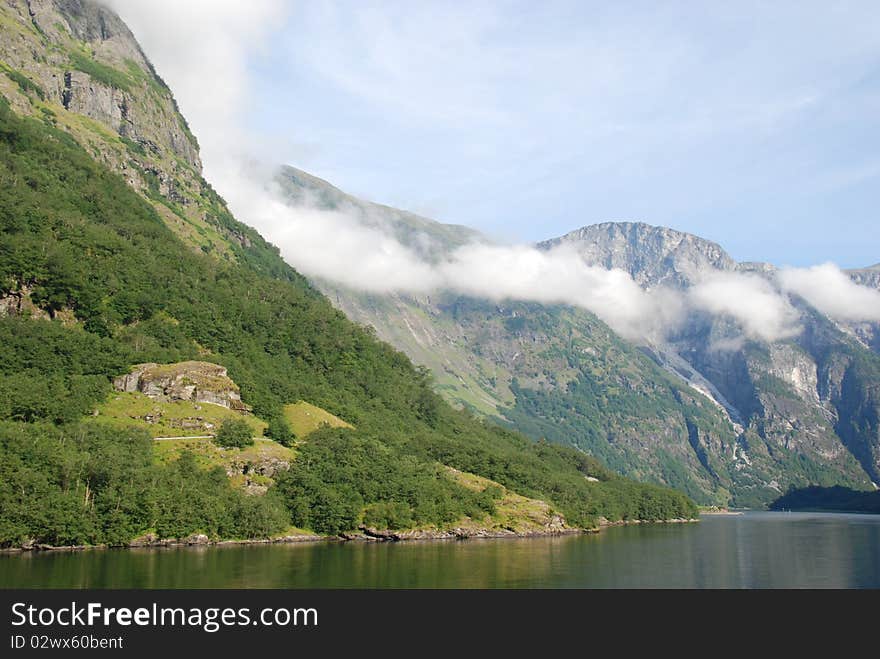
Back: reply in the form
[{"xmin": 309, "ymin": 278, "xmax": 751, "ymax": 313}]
[{"xmin": 2, "ymin": 512, "xmax": 878, "ymax": 588}]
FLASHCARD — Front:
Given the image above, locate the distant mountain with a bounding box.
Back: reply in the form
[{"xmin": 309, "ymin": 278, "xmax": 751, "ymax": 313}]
[
  {"xmin": 277, "ymin": 172, "xmax": 880, "ymax": 507},
  {"xmin": 845, "ymin": 265, "xmax": 880, "ymax": 351},
  {"xmin": 544, "ymin": 222, "xmax": 880, "ymax": 505},
  {"xmin": 848, "ymin": 263, "xmax": 880, "ymax": 289},
  {"xmin": 276, "ymin": 165, "xmax": 484, "ymax": 261},
  {"xmin": 538, "ymin": 222, "xmax": 738, "ymax": 288}
]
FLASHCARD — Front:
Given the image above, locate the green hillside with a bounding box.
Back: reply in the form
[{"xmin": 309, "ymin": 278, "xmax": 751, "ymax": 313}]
[{"xmin": 0, "ymin": 93, "xmax": 697, "ymax": 548}]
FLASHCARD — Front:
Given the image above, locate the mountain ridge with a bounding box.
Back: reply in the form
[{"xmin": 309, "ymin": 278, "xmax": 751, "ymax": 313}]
[
  {"xmin": 275, "ymin": 164, "xmax": 880, "ymax": 506},
  {"xmin": 277, "ymin": 164, "xmax": 485, "ymax": 261}
]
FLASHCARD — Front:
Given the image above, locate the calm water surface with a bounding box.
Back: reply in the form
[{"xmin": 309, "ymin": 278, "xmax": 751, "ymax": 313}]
[{"xmin": 2, "ymin": 512, "xmax": 879, "ymax": 588}]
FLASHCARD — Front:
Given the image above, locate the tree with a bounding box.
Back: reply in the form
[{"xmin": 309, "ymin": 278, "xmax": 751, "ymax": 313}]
[
  {"xmin": 265, "ymin": 416, "xmax": 295, "ymax": 446},
  {"xmin": 213, "ymin": 418, "xmax": 254, "ymax": 449}
]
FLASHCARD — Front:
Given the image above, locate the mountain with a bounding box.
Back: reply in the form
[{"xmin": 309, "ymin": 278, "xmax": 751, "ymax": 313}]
[
  {"xmin": 538, "ymin": 222, "xmax": 738, "ymax": 287},
  {"xmin": 545, "ymin": 223, "xmax": 880, "ymax": 502},
  {"xmin": 276, "ymin": 175, "xmax": 879, "ymax": 507},
  {"xmin": 844, "ymin": 264, "xmax": 880, "ymax": 352},
  {"xmin": 0, "ymin": 0, "xmax": 698, "ymax": 548},
  {"xmin": 848, "ymin": 263, "xmax": 880, "ymax": 289},
  {"xmin": 277, "ymin": 165, "xmax": 484, "ymax": 261}
]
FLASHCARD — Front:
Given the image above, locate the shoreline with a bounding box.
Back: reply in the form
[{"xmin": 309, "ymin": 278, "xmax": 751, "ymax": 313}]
[{"xmin": 0, "ymin": 517, "xmax": 699, "ymax": 554}]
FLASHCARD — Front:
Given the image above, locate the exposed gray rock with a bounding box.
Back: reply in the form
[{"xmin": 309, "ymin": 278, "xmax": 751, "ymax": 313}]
[
  {"xmin": 0, "ymin": 0, "xmax": 201, "ymax": 173},
  {"xmin": 113, "ymin": 361, "xmax": 250, "ymax": 411},
  {"xmin": 848, "ymin": 263, "xmax": 880, "ymax": 290},
  {"xmin": 537, "ymin": 222, "xmax": 738, "ymax": 288}
]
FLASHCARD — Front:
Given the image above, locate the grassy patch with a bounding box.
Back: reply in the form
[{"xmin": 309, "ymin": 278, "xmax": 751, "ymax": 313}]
[
  {"xmin": 443, "ymin": 467, "xmax": 563, "ymax": 532},
  {"xmin": 0, "ymin": 64, "xmax": 45, "ymax": 100},
  {"xmin": 153, "ymin": 436, "xmax": 293, "ymax": 467},
  {"xmin": 94, "ymin": 391, "xmax": 265, "ymax": 438},
  {"xmin": 123, "ymin": 58, "xmax": 168, "ymax": 97},
  {"xmin": 70, "ymin": 50, "xmax": 134, "ymax": 91},
  {"xmin": 152, "ymin": 437, "xmax": 295, "ymax": 492},
  {"xmin": 120, "ymin": 135, "xmax": 146, "ymax": 156},
  {"xmin": 283, "ymin": 401, "xmax": 353, "ymax": 439}
]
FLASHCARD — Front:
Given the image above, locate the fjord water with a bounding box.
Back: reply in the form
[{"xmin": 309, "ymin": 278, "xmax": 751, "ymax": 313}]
[{"xmin": 2, "ymin": 512, "xmax": 879, "ymax": 588}]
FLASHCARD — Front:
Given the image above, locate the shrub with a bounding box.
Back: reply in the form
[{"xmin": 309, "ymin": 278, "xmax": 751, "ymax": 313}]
[{"xmin": 213, "ymin": 418, "xmax": 254, "ymax": 449}]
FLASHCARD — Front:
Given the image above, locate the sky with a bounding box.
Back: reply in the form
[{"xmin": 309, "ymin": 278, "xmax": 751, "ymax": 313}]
[
  {"xmin": 109, "ymin": 1, "xmax": 880, "ymax": 269},
  {"xmin": 106, "ymin": 1, "xmax": 880, "ymax": 343}
]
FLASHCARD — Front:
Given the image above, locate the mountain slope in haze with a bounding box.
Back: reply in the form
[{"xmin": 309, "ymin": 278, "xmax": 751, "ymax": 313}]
[
  {"xmin": 0, "ymin": 0, "xmax": 697, "ymax": 548},
  {"xmin": 542, "ymin": 223, "xmax": 880, "ymax": 504},
  {"xmin": 277, "ymin": 175, "xmax": 878, "ymax": 507},
  {"xmin": 276, "ymin": 174, "xmax": 752, "ymax": 505},
  {"xmin": 277, "ymin": 165, "xmax": 484, "ymax": 261},
  {"xmin": 844, "ymin": 264, "xmax": 880, "ymax": 352}
]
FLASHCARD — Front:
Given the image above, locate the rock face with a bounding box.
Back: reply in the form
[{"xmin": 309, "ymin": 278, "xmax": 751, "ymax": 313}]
[
  {"xmin": 538, "ymin": 222, "xmax": 738, "ymax": 288},
  {"xmin": 113, "ymin": 361, "xmax": 250, "ymax": 412},
  {"xmin": 550, "ymin": 222, "xmax": 880, "ymax": 502},
  {"xmin": 0, "ymin": 0, "xmax": 200, "ymax": 169},
  {"xmin": 843, "ymin": 265, "xmax": 880, "ymax": 353},
  {"xmin": 848, "ymin": 264, "xmax": 880, "ymax": 290}
]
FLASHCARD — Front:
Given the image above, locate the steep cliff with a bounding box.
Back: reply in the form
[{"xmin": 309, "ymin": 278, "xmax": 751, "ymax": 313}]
[{"xmin": 0, "ymin": 0, "xmax": 288, "ymax": 274}]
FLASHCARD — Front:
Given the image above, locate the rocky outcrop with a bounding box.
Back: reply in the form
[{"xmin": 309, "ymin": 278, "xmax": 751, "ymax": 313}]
[
  {"xmin": 848, "ymin": 264, "xmax": 880, "ymax": 290},
  {"xmin": 113, "ymin": 361, "xmax": 250, "ymax": 412},
  {"xmin": 537, "ymin": 222, "xmax": 738, "ymax": 287}
]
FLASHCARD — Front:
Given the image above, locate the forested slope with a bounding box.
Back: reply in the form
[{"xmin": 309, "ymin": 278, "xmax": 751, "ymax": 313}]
[{"xmin": 0, "ymin": 91, "xmax": 697, "ymax": 547}]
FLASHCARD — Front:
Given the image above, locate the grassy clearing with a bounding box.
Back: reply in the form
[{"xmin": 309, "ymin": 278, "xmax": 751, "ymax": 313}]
[
  {"xmin": 283, "ymin": 401, "xmax": 353, "ymax": 439},
  {"xmin": 443, "ymin": 467, "xmax": 565, "ymax": 533},
  {"xmin": 94, "ymin": 391, "xmax": 265, "ymax": 438},
  {"xmin": 93, "ymin": 394, "xmax": 294, "ymax": 492},
  {"xmin": 152, "ymin": 437, "xmax": 295, "ymax": 491}
]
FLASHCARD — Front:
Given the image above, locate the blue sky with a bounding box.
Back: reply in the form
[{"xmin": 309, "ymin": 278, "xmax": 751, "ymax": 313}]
[{"xmin": 118, "ymin": 1, "xmax": 880, "ymax": 268}]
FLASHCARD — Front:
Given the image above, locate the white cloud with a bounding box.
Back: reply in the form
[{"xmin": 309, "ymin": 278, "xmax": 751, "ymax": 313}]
[
  {"xmin": 778, "ymin": 263, "xmax": 880, "ymax": 322},
  {"xmin": 222, "ymin": 165, "xmax": 816, "ymax": 345},
  {"xmin": 213, "ymin": 165, "xmax": 674, "ymax": 339},
  {"xmin": 689, "ymin": 271, "xmax": 801, "ymax": 342},
  {"xmin": 440, "ymin": 243, "xmax": 683, "ymax": 341},
  {"xmin": 103, "ymin": 1, "xmax": 878, "ymax": 348}
]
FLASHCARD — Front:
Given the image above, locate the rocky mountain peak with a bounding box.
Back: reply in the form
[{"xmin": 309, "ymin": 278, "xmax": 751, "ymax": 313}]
[
  {"xmin": 537, "ymin": 221, "xmax": 737, "ymax": 288},
  {"xmin": 848, "ymin": 264, "xmax": 880, "ymax": 290}
]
